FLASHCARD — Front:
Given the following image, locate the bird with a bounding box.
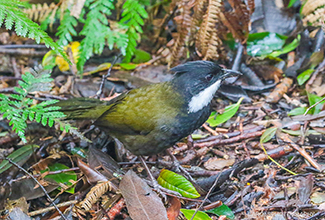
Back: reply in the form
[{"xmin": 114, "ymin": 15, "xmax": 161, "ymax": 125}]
[
  {"xmin": 56, "ymin": 61, "xmax": 241, "ymax": 194},
  {"xmin": 57, "ymin": 61, "xmax": 241, "ymax": 156}
]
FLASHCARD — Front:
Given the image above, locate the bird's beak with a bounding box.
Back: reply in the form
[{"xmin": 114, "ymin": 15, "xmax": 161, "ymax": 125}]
[{"xmin": 222, "ymin": 69, "xmax": 242, "ymax": 79}]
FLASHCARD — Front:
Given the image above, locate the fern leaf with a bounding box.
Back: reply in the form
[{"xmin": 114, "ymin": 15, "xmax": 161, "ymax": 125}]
[
  {"xmin": 0, "ymin": 65, "xmax": 68, "ymax": 143},
  {"xmin": 0, "ymin": 10, "xmax": 5, "ymax": 26},
  {"xmin": 196, "ymin": 0, "xmax": 223, "ymax": 60},
  {"xmin": 0, "ymin": 0, "xmax": 69, "ymax": 62},
  {"xmin": 119, "ymin": 0, "xmax": 148, "ymax": 62},
  {"xmin": 56, "ymin": 10, "xmax": 78, "ymax": 46},
  {"xmin": 4, "ymin": 13, "xmax": 14, "ymax": 29},
  {"xmin": 77, "ymin": 0, "xmax": 115, "ymax": 71}
]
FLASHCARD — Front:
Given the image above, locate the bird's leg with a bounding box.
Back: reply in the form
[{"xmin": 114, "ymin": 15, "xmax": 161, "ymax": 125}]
[
  {"xmin": 139, "ymin": 156, "xmax": 167, "ymax": 201},
  {"xmin": 167, "ymin": 148, "xmax": 196, "ymax": 184}
]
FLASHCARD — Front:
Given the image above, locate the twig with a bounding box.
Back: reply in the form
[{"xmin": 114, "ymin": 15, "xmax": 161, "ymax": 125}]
[
  {"xmin": 195, "ymin": 125, "xmax": 264, "ymax": 143},
  {"xmin": 106, "ymin": 198, "xmax": 125, "ymax": 219},
  {"xmin": 6, "ymin": 158, "xmax": 68, "ymax": 220},
  {"xmin": 190, "ymin": 172, "xmax": 222, "ymax": 220},
  {"xmin": 0, "ymin": 48, "xmax": 47, "ymax": 56},
  {"xmin": 11, "ymin": 57, "xmax": 21, "ymax": 79},
  {"xmin": 202, "ymin": 123, "xmax": 218, "ymax": 136},
  {"xmin": 306, "ymin": 58, "xmax": 325, "ymax": 90},
  {"xmin": 304, "ymin": 96, "xmax": 325, "ymax": 116},
  {"xmin": 281, "ymin": 135, "xmax": 322, "ymax": 171},
  {"xmin": 197, "ymin": 158, "xmax": 259, "ymax": 190},
  {"xmin": 194, "ymin": 130, "xmax": 264, "ymax": 148},
  {"xmin": 0, "ymin": 76, "xmax": 21, "ymax": 80},
  {"xmin": 28, "ymin": 200, "xmax": 78, "ymax": 216},
  {"xmin": 96, "ymin": 55, "xmax": 121, "ymax": 99},
  {"xmin": 67, "ymin": 47, "xmax": 78, "ymax": 76},
  {"xmin": 0, "ymin": 44, "xmax": 48, "ymax": 49}
]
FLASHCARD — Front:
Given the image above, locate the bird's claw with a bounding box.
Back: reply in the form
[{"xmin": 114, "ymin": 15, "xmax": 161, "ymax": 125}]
[
  {"xmin": 146, "ymin": 179, "xmax": 181, "ymax": 202},
  {"xmin": 152, "ymin": 180, "xmax": 168, "ymax": 202}
]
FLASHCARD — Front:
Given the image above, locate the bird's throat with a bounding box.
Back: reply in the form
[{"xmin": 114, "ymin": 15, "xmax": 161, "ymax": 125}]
[{"xmin": 188, "ymin": 80, "xmax": 221, "ymax": 113}]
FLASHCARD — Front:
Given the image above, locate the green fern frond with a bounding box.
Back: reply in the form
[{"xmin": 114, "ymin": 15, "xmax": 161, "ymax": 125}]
[
  {"xmin": 0, "ymin": 0, "xmax": 69, "ymax": 62},
  {"xmin": 106, "ymin": 29, "xmax": 128, "ymax": 55},
  {"xmin": 56, "ymin": 10, "xmax": 78, "ymax": 46},
  {"xmin": 0, "ymin": 66, "xmax": 67, "ymax": 143},
  {"xmin": 77, "ymin": 0, "xmax": 115, "ymax": 71},
  {"xmin": 119, "ymin": 0, "xmax": 148, "ymax": 62}
]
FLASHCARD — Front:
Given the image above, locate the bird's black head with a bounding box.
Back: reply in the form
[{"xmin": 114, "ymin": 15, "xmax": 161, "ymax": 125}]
[{"xmin": 170, "ymin": 61, "xmax": 241, "ymax": 113}]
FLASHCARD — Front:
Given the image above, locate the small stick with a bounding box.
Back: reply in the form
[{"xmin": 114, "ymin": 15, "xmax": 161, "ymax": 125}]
[
  {"xmin": 194, "ymin": 130, "xmax": 264, "ymax": 148},
  {"xmin": 6, "ymin": 158, "xmax": 68, "ymax": 220},
  {"xmin": 303, "ymin": 96, "xmax": 325, "ymax": 116},
  {"xmin": 28, "ymin": 200, "xmax": 78, "ymax": 216},
  {"xmin": 202, "ymin": 124, "xmax": 218, "ymax": 136},
  {"xmin": 190, "ymin": 172, "xmax": 222, "ymax": 220},
  {"xmin": 96, "ymin": 55, "xmax": 121, "ymax": 99},
  {"xmin": 281, "ymin": 135, "xmax": 322, "ymax": 171}
]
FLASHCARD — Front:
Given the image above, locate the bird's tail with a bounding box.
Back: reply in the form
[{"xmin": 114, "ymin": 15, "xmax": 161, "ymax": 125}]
[{"xmin": 55, "ymin": 98, "xmax": 110, "ymax": 120}]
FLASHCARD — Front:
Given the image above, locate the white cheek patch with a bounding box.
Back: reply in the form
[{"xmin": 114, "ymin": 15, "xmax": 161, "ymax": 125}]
[{"xmin": 188, "ymin": 80, "xmax": 221, "ymax": 113}]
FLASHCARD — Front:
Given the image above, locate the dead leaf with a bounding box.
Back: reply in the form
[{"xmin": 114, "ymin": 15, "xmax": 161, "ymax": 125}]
[
  {"xmin": 167, "ymin": 197, "xmax": 181, "ymax": 220},
  {"xmin": 298, "ymin": 174, "xmax": 313, "ymax": 204},
  {"xmin": 204, "ymin": 158, "xmax": 235, "ymax": 170},
  {"xmin": 311, "ymin": 192, "xmax": 325, "ymax": 204},
  {"xmin": 8, "ymin": 207, "xmax": 31, "ymax": 220},
  {"xmin": 319, "ymin": 202, "xmax": 325, "ymax": 210},
  {"xmin": 119, "ymin": 170, "xmax": 168, "ymax": 220},
  {"xmin": 88, "ymin": 146, "xmax": 123, "ymax": 183},
  {"xmin": 77, "ymin": 159, "xmax": 108, "ymax": 184},
  {"xmin": 31, "ymin": 152, "xmax": 62, "ymax": 172}
]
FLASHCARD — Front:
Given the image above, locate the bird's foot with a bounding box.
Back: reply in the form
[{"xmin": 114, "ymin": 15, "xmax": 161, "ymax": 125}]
[
  {"xmin": 139, "ymin": 156, "xmax": 174, "ymax": 201},
  {"xmin": 146, "ymin": 179, "xmax": 181, "ymax": 201},
  {"xmin": 168, "ymin": 149, "xmax": 196, "ymax": 183},
  {"xmin": 150, "ymin": 179, "xmax": 168, "ymax": 201}
]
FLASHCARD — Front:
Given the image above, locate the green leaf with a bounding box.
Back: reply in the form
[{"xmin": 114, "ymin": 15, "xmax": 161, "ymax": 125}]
[
  {"xmin": 191, "ymin": 133, "xmax": 209, "ymax": 140},
  {"xmin": 132, "ymin": 49, "xmax": 151, "ymax": 63},
  {"xmin": 297, "ymin": 69, "xmax": 314, "ymax": 86},
  {"xmin": 42, "ymin": 50, "xmax": 57, "ymax": 69},
  {"xmin": 205, "ymin": 204, "xmax": 235, "ymax": 220},
  {"xmin": 288, "ymin": 107, "xmax": 307, "ymax": 116},
  {"xmin": 157, "ymin": 169, "xmax": 200, "ymax": 198},
  {"xmin": 247, "ymin": 32, "xmax": 287, "ymax": 57},
  {"xmin": 70, "ymin": 147, "xmax": 87, "ymax": 158},
  {"xmin": 42, "ymin": 163, "xmax": 77, "ymax": 194},
  {"xmin": 120, "ymin": 63, "xmax": 138, "ymax": 70},
  {"xmin": 181, "ymin": 209, "xmax": 212, "ymax": 220},
  {"xmin": 0, "ymin": 145, "xmax": 39, "ymax": 174},
  {"xmin": 281, "ymin": 129, "xmax": 319, "ymax": 136},
  {"xmin": 268, "ymin": 35, "xmax": 300, "ymax": 57},
  {"xmin": 260, "ymin": 127, "xmax": 278, "ymax": 143},
  {"xmin": 206, "ymin": 97, "xmax": 244, "ymax": 127},
  {"xmin": 287, "ymin": 0, "xmax": 299, "ymax": 7},
  {"xmin": 246, "ymin": 32, "xmax": 299, "ymax": 57},
  {"xmin": 307, "ymin": 92, "xmax": 325, "ymax": 115}
]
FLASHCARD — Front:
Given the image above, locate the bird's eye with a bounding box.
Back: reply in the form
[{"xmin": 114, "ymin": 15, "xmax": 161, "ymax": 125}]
[{"xmin": 205, "ymin": 74, "xmax": 213, "ymax": 81}]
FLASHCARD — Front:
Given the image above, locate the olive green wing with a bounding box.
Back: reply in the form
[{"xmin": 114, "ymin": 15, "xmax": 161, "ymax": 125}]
[
  {"xmin": 95, "ymin": 83, "xmax": 179, "ymax": 135},
  {"xmin": 55, "ymin": 94, "xmax": 128, "ymax": 120}
]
